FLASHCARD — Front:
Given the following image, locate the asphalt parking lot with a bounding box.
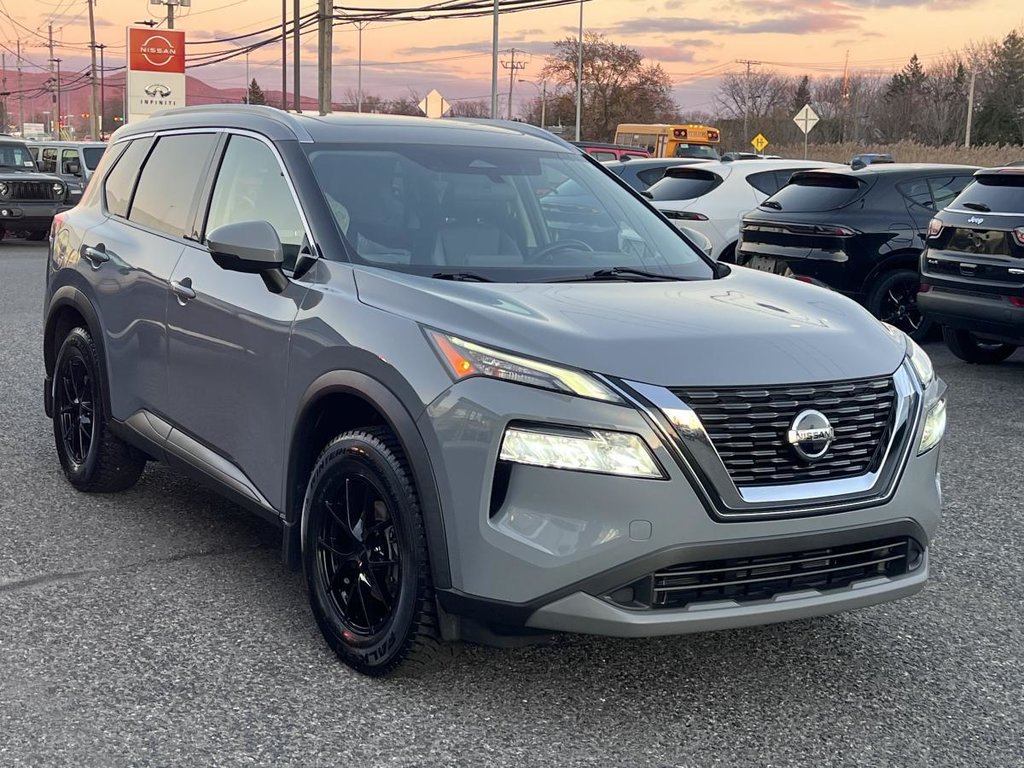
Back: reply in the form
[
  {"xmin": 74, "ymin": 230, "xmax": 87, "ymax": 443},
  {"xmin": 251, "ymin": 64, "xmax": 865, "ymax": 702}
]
[{"xmin": 1, "ymin": 239, "xmax": 1022, "ymax": 767}]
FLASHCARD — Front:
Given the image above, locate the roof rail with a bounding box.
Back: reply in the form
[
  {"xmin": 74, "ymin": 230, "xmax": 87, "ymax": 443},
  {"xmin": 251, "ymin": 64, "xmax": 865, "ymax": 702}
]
[
  {"xmin": 147, "ymin": 104, "xmax": 314, "ymax": 142},
  {"xmin": 447, "ymin": 118, "xmax": 578, "ymax": 152}
]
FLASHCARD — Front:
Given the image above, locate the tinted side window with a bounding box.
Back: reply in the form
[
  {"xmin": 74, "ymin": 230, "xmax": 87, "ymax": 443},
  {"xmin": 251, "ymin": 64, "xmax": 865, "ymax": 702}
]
[
  {"xmin": 103, "ymin": 138, "xmax": 153, "ymax": 218},
  {"xmin": 204, "ymin": 135, "xmax": 306, "ymax": 264},
  {"xmin": 747, "ymin": 171, "xmax": 778, "ymax": 196},
  {"xmin": 129, "ymin": 133, "xmax": 218, "ymax": 238},
  {"xmin": 592, "ymin": 151, "xmax": 617, "ymax": 162},
  {"xmin": 898, "ymin": 178, "xmax": 934, "ymax": 209},
  {"xmin": 636, "ymin": 167, "xmax": 667, "ymax": 187},
  {"xmin": 40, "ymin": 148, "xmax": 57, "ymax": 173},
  {"xmin": 929, "ymin": 175, "xmax": 973, "ymax": 210},
  {"xmin": 647, "ymin": 169, "xmax": 724, "ymax": 201}
]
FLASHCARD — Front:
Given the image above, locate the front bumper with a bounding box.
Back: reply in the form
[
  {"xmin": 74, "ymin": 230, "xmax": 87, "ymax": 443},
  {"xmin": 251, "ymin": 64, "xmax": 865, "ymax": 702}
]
[
  {"xmin": 0, "ymin": 201, "xmax": 69, "ymax": 230},
  {"xmin": 919, "ymin": 286, "xmax": 1024, "ymax": 343},
  {"xmin": 423, "ymin": 374, "xmax": 942, "ymax": 638}
]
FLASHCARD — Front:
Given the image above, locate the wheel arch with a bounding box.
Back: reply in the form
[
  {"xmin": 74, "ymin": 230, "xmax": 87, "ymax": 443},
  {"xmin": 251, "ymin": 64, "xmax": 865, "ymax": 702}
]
[
  {"xmin": 44, "ymin": 286, "xmax": 111, "ymax": 417},
  {"xmin": 285, "ymin": 370, "xmax": 451, "ymax": 589},
  {"xmin": 860, "ymin": 249, "xmax": 922, "ymax": 294}
]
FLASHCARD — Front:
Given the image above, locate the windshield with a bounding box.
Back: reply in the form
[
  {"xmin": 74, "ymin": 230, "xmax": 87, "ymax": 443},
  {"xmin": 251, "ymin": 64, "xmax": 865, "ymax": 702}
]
[
  {"xmin": 0, "ymin": 143, "xmax": 37, "ymax": 170},
  {"xmin": 762, "ymin": 173, "xmax": 866, "ymax": 212},
  {"xmin": 646, "ymin": 168, "xmax": 724, "ymax": 201},
  {"xmin": 304, "ymin": 144, "xmax": 714, "ymax": 282},
  {"xmin": 83, "ymin": 146, "xmax": 106, "ymax": 170},
  {"xmin": 674, "ymin": 144, "xmax": 719, "ymax": 160},
  {"xmin": 951, "ymin": 175, "xmax": 1024, "ymax": 213}
]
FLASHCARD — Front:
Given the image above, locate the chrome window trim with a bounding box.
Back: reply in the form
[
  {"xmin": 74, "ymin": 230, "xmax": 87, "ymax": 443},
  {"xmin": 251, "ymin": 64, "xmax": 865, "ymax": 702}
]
[{"xmin": 610, "ymin": 362, "xmax": 922, "ymax": 520}]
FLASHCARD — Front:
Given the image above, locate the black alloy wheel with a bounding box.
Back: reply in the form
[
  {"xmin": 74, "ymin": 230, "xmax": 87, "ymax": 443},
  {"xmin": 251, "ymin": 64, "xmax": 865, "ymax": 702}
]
[
  {"xmin": 316, "ymin": 474, "xmax": 401, "ymax": 636},
  {"xmin": 868, "ymin": 269, "xmax": 933, "ymax": 341},
  {"xmin": 51, "ymin": 327, "xmax": 146, "ymax": 492},
  {"xmin": 56, "ymin": 354, "xmax": 94, "ymax": 468},
  {"xmin": 302, "ymin": 427, "xmax": 446, "ymax": 676}
]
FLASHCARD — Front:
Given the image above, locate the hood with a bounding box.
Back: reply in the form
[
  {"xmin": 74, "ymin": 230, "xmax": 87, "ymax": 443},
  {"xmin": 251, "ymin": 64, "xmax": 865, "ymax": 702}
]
[
  {"xmin": 354, "ymin": 266, "xmax": 907, "ymax": 387},
  {"xmin": 0, "ymin": 169, "xmax": 65, "ymax": 183}
]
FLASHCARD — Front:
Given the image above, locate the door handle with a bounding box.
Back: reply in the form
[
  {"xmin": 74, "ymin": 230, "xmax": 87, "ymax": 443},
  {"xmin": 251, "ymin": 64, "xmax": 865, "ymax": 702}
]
[
  {"xmin": 170, "ymin": 278, "xmax": 197, "ymax": 302},
  {"xmin": 81, "ymin": 244, "xmax": 109, "ymax": 267}
]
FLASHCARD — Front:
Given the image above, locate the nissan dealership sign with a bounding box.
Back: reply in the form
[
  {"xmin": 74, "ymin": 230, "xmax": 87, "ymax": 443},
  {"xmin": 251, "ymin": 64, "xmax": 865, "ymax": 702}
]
[{"xmin": 126, "ymin": 28, "xmax": 186, "ymax": 123}]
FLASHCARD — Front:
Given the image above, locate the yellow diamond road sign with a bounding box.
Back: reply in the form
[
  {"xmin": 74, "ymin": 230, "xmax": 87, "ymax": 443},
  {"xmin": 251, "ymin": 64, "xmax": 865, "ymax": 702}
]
[{"xmin": 751, "ymin": 133, "xmax": 769, "ymax": 153}]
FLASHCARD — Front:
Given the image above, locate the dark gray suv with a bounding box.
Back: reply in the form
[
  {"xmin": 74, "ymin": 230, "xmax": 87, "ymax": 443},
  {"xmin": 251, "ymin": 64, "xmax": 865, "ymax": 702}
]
[{"xmin": 44, "ymin": 106, "xmax": 947, "ymax": 676}]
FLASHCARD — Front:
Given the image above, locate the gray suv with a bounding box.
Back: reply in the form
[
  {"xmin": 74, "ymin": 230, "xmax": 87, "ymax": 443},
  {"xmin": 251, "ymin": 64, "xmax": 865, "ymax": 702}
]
[{"xmin": 43, "ymin": 106, "xmax": 947, "ymax": 676}]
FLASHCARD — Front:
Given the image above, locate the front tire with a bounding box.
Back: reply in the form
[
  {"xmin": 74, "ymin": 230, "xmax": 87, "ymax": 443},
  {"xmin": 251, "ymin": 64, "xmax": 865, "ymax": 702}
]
[
  {"xmin": 867, "ymin": 268, "xmax": 932, "ymax": 341},
  {"xmin": 302, "ymin": 427, "xmax": 446, "ymax": 676},
  {"xmin": 942, "ymin": 327, "xmax": 1017, "ymax": 364},
  {"xmin": 52, "ymin": 327, "xmax": 146, "ymax": 491}
]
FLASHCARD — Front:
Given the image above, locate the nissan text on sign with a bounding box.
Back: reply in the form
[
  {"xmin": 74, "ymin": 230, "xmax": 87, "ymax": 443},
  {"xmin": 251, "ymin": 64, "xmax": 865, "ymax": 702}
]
[{"xmin": 126, "ymin": 28, "xmax": 186, "ymax": 124}]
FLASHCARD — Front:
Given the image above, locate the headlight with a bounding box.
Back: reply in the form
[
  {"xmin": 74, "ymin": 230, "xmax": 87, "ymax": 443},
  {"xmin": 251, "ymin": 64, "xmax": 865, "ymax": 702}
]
[
  {"xmin": 500, "ymin": 425, "xmax": 664, "ymax": 478},
  {"xmin": 0, "ymin": 182, "xmax": 8, "ymax": 197},
  {"xmin": 919, "ymin": 397, "xmax": 946, "ymax": 455},
  {"xmin": 52, "ymin": 182, "xmax": 65, "ymax": 196},
  {"xmin": 906, "ymin": 336, "xmax": 934, "ymax": 388},
  {"xmin": 428, "ymin": 331, "xmax": 622, "ymax": 403}
]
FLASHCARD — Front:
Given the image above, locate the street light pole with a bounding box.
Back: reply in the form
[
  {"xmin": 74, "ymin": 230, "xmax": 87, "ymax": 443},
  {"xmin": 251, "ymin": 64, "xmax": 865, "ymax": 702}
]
[{"xmin": 355, "ymin": 21, "xmax": 368, "ymax": 113}]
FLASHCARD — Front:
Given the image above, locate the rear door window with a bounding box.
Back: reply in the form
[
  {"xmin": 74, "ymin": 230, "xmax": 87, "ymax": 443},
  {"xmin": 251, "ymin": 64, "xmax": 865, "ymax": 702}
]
[
  {"xmin": 763, "ymin": 173, "xmax": 866, "ymax": 212},
  {"xmin": 129, "ymin": 133, "xmax": 219, "ymax": 238},
  {"xmin": 83, "ymin": 146, "xmax": 106, "ymax": 170},
  {"xmin": 647, "ymin": 168, "xmax": 724, "ymax": 201},
  {"xmin": 61, "ymin": 149, "xmax": 81, "ymax": 175},
  {"xmin": 103, "ymin": 138, "xmax": 154, "ymax": 218},
  {"xmin": 898, "ymin": 178, "xmax": 935, "ymax": 210},
  {"xmin": 950, "ymin": 174, "xmax": 1024, "ymax": 213},
  {"xmin": 39, "ymin": 148, "xmax": 58, "ymax": 173}
]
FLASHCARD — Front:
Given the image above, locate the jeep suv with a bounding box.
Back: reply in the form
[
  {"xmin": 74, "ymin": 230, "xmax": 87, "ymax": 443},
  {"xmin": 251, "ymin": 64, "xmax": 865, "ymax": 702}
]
[
  {"xmin": 29, "ymin": 140, "xmax": 108, "ymax": 206},
  {"xmin": 0, "ymin": 137, "xmax": 71, "ymax": 241},
  {"xmin": 43, "ymin": 106, "xmax": 947, "ymax": 676},
  {"xmin": 919, "ymin": 167, "xmax": 1024, "ymax": 363}
]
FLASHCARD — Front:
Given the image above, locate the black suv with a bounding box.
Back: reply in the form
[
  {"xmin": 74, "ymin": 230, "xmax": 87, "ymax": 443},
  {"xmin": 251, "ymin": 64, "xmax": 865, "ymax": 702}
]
[
  {"xmin": 0, "ymin": 137, "xmax": 70, "ymax": 241},
  {"xmin": 919, "ymin": 167, "xmax": 1024, "ymax": 363},
  {"xmin": 737, "ymin": 164, "xmax": 978, "ymax": 339}
]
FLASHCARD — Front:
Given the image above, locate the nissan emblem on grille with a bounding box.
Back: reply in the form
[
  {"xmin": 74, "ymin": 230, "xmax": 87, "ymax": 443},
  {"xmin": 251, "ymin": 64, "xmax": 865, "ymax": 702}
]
[{"xmin": 786, "ymin": 409, "xmax": 835, "ymax": 462}]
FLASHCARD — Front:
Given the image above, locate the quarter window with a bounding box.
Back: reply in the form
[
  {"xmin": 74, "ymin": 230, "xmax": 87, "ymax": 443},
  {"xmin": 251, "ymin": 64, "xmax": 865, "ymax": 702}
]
[
  {"xmin": 129, "ymin": 133, "xmax": 218, "ymax": 238},
  {"xmin": 204, "ymin": 135, "xmax": 307, "ymax": 266},
  {"xmin": 747, "ymin": 171, "xmax": 779, "ymax": 196},
  {"xmin": 929, "ymin": 176, "xmax": 973, "ymax": 210},
  {"xmin": 103, "ymin": 138, "xmax": 153, "ymax": 218}
]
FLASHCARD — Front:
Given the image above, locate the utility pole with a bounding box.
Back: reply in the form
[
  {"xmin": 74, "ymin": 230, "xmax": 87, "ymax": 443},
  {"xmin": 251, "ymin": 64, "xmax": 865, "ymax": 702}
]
[
  {"xmin": 293, "ymin": 0, "xmax": 301, "ymax": 111},
  {"xmin": 316, "ymin": 0, "xmax": 331, "ymax": 114},
  {"xmin": 574, "ymin": 0, "xmax": 583, "ymax": 141},
  {"xmin": 87, "ymin": 0, "xmax": 100, "ymax": 139},
  {"xmin": 736, "ymin": 59, "xmax": 760, "ymax": 143},
  {"xmin": 355, "ymin": 21, "xmax": 368, "ymax": 113},
  {"xmin": 500, "ymin": 49, "xmax": 527, "ymax": 120},
  {"xmin": 96, "ymin": 44, "xmax": 106, "ymax": 137},
  {"xmin": 965, "ymin": 70, "xmax": 977, "ymax": 148},
  {"xmin": 1, "ymin": 53, "xmax": 6, "ymax": 133},
  {"xmin": 281, "ymin": 0, "xmax": 288, "ymax": 109},
  {"xmin": 490, "ymin": 0, "xmax": 499, "ymax": 118},
  {"xmin": 48, "ymin": 24, "xmax": 55, "ymax": 135},
  {"xmin": 50, "ymin": 58, "xmax": 63, "ymax": 138},
  {"xmin": 17, "ymin": 39, "xmax": 24, "ymax": 137},
  {"xmin": 150, "ymin": 0, "xmax": 182, "ymax": 29}
]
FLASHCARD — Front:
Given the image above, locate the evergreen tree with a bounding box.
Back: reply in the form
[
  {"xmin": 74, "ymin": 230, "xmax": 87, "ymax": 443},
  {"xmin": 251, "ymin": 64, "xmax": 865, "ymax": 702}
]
[
  {"xmin": 246, "ymin": 78, "xmax": 267, "ymax": 106},
  {"xmin": 975, "ymin": 31, "xmax": 1024, "ymax": 144},
  {"xmin": 791, "ymin": 75, "xmax": 811, "ymax": 114}
]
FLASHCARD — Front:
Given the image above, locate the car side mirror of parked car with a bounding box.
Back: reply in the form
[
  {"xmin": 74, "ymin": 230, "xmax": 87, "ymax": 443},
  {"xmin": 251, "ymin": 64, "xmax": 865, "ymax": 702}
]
[
  {"xmin": 677, "ymin": 225, "xmax": 714, "ymax": 258},
  {"xmin": 64, "ymin": 161, "xmax": 82, "ymax": 176},
  {"xmin": 207, "ymin": 220, "xmax": 288, "ymax": 293}
]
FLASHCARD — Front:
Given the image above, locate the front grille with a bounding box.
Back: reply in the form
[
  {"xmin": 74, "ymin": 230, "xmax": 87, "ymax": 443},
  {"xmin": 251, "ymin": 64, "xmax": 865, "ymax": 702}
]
[
  {"xmin": 670, "ymin": 377, "xmax": 897, "ymax": 487},
  {"xmin": 8, "ymin": 181, "xmax": 59, "ymax": 201},
  {"xmin": 611, "ymin": 537, "xmax": 920, "ymax": 610}
]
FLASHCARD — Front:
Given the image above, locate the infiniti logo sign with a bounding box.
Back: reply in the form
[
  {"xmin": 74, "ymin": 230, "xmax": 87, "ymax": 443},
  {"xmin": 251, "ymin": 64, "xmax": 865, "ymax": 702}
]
[{"xmin": 786, "ymin": 409, "xmax": 835, "ymax": 462}]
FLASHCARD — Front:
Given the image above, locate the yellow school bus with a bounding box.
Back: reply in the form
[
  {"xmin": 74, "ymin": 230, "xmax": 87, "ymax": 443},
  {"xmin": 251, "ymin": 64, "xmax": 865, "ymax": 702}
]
[{"xmin": 613, "ymin": 123, "xmax": 722, "ymax": 160}]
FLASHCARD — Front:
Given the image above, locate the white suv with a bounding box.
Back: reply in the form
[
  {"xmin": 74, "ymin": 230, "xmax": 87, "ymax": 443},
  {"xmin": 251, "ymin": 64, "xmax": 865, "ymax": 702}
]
[{"xmin": 647, "ymin": 158, "xmax": 843, "ymax": 261}]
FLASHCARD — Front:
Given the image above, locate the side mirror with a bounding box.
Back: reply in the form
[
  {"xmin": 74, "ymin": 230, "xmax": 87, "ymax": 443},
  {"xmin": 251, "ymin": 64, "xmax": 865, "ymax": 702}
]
[
  {"xmin": 851, "ymin": 159, "xmax": 866, "ymax": 170},
  {"xmin": 65, "ymin": 161, "xmax": 82, "ymax": 176},
  {"xmin": 640, "ymin": 190, "xmax": 654, "ymax": 200},
  {"xmin": 677, "ymin": 225, "xmax": 714, "ymax": 258},
  {"xmin": 207, "ymin": 220, "xmax": 288, "ymax": 293}
]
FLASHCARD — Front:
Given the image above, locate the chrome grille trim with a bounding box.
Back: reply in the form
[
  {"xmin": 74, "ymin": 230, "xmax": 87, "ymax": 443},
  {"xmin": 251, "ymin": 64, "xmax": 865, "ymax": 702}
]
[{"xmin": 614, "ymin": 362, "xmax": 922, "ymax": 519}]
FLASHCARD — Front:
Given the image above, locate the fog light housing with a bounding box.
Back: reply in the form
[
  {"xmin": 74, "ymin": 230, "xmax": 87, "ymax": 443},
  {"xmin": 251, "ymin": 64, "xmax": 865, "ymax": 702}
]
[
  {"xmin": 499, "ymin": 426, "xmax": 665, "ymax": 479},
  {"xmin": 918, "ymin": 398, "xmax": 946, "ymax": 455}
]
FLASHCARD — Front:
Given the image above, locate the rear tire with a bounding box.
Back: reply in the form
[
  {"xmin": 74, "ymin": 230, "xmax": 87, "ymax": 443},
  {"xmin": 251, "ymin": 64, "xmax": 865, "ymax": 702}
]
[
  {"xmin": 866, "ymin": 268, "xmax": 932, "ymax": 341},
  {"xmin": 52, "ymin": 327, "xmax": 146, "ymax": 492},
  {"xmin": 302, "ymin": 427, "xmax": 448, "ymax": 676},
  {"xmin": 942, "ymin": 327, "xmax": 1017, "ymax": 364}
]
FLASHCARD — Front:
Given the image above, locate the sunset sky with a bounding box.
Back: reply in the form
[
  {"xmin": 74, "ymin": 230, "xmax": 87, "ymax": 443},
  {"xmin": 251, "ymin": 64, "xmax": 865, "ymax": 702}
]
[{"xmin": 7, "ymin": 0, "xmax": 1023, "ymax": 111}]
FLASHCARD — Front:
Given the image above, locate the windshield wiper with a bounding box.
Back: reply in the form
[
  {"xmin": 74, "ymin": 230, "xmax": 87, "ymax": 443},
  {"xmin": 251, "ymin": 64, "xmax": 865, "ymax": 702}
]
[
  {"xmin": 761, "ymin": 200, "xmax": 783, "ymax": 210},
  {"xmin": 962, "ymin": 202, "xmax": 991, "ymax": 212},
  {"xmin": 548, "ymin": 267, "xmax": 687, "ymax": 283},
  {"xmin": 431, "ymin": 271, "xmax": 494, "ymax": 282}
]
